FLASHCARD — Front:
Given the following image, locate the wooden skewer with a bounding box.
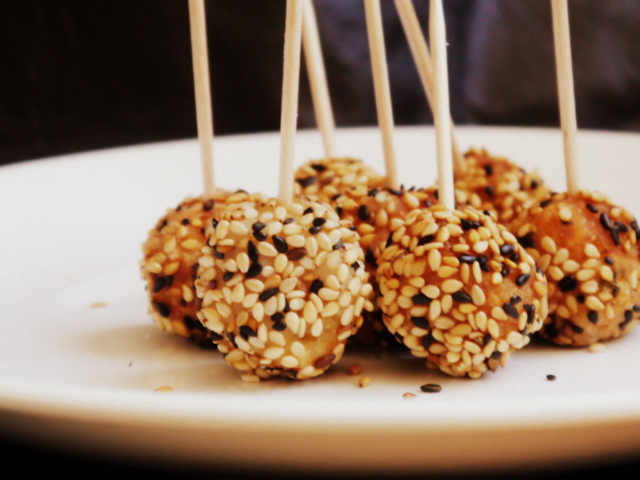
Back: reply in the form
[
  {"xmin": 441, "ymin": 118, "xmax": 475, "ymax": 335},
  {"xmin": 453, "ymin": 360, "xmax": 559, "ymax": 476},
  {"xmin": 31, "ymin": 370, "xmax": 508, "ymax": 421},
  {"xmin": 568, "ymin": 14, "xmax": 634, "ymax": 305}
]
[
  {"xmin": 364, "ymin": 0, "xmax": 399, "ymax": 190},
  {"xmin": 430, "ymin": 0, "xmax": 455, "ymax": 210},
  {"xmin": 394, "ymin": 0, "xmax": 465, "ymax": 177},
  {"xmin": 188, "ymin": 0, "xmax": 215, "ymax": 196},
  {"xmin": 278, "ymin": 0, "xmax": 305, "ymax": 206},
  {"xmin": 551, "ymin": 0, "xmax": 579, "ymax": 194},
  {"xmin": 302, "ymin": 0, "xmax": 336, "ymax": 159}
]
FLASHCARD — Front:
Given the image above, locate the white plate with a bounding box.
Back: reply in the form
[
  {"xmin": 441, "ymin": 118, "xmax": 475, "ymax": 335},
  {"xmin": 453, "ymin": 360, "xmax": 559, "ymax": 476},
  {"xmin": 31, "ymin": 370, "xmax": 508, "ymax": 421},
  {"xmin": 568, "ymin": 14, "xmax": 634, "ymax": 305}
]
[{"xmin": 1, "ymin": 126, "xmax": 640, "ymax": 475}]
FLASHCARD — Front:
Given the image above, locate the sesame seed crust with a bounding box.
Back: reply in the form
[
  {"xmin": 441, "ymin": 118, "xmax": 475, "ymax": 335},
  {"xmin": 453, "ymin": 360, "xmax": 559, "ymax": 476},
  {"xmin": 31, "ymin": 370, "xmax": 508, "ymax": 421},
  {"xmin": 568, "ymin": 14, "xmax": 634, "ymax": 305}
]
[
  {"xmin": 294, "ymin": 157, "xmax": 385, "ymax": 206},
  {"xmin": 511, "ymin": 190, "xmax": 640, "ymax": 346},
  {"xmin": 194, "ymin": 193, "xmax": 373, "ymax": 380},
  {"xmin": 454, "ymin": 149, "xmax": 550, "ymax": 230},
  {"xmin": 376, "ymin": 206, "xmax": 548, "ymax": 378},
  {"xmin": 140, "ymin": 192, "xmax": 232, "ymax": 345},
  {"xmin": 334, "ymin": 185, "xmax": 440, "ymax": 346}
]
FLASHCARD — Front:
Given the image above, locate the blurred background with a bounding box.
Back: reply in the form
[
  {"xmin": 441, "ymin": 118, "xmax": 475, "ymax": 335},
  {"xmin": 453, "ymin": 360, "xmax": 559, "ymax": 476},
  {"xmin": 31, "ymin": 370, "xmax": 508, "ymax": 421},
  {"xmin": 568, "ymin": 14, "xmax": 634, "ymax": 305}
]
[{"xmin": 2, "ymin": 0, "xmax": 640, "ymax": 165}]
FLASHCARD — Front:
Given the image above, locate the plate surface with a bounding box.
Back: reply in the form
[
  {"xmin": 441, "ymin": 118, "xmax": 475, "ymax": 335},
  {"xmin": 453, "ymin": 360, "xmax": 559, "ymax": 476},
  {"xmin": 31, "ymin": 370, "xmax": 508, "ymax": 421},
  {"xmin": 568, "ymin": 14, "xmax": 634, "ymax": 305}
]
[{"xmin": 1, "ymin": 126, "xmax": 640, "ymax": 475}]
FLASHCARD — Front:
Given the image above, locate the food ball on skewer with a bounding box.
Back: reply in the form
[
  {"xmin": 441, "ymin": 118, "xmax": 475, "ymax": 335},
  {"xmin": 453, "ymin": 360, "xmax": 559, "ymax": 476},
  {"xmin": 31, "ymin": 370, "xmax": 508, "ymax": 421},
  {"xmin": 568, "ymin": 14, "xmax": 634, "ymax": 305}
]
[
  {"xmin": 334, "ymin": 184, "xmax": 440, "ymax": 345},
  {"xmin": 511, "ymin": 190, "xmax": 640, "ymax": 346},
  {"xmin": 376, "ymin": 205, "xmax": 548, "ymax": 378},
  {"xmin": 294, "ymin": 157, "xmax": 385, "ymax": 205},
  {"xmin": 194, "ymin": 193, "xmax": 373, "ymax": 381},
  {"xmin": 141, "ymin": 191, "xmax": 236, "ymax": 345},
  {"xmin": 454, "ymin": 149, "xmax": 551, "ymax": 230}
]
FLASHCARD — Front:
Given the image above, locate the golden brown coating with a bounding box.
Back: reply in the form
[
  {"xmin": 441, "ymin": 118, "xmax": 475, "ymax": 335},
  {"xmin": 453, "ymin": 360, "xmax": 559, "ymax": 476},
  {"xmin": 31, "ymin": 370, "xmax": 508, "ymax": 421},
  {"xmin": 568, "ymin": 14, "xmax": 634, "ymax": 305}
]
[
  {"xmin": 194, "ymin": 193, "xmax": 373, "ymax": 381},
  {"xmin": 376, "ymin": 206, "xmax": 548, "ymax": 378},
  {"xmin": 294, "ymin": 157, "xmax": 385, "ymax": 205},
  {"xmin": 454, "ymin": 149, "xmax": 550, "ymax": 230},
  {"xmin": 335, "ymin": 185, "xmax": 440, "ymax": 346},
  {"xmin": 141, "ymin": 191, "xmax": 234, "ymax": 345},
  {"xmin": 511, "ymin": 190, "xmax": 640, "ymax": 346}
]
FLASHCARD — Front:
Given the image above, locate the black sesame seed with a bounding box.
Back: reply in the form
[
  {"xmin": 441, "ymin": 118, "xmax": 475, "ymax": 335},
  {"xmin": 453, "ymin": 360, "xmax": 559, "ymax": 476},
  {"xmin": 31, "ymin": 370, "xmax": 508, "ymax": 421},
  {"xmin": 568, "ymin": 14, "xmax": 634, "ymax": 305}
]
[
  {"xmin": 503, "ymin": 303, "xmax": 519, "ymax": 319},
  {"xmin": 452, "ymin": 291, "xmax": 473, "ymax": 303},
  {"xmin": 615, "ymin": 221, "xmax": 629, "ymax": 233},
  {"xmin": 485, "ymin": 186, "xmax": 494, "ymax": 197},
  {"xmin": 272, "ymin": 320, "xmax": 286, "ymax": 331},
  {"xmin": 239, "ymin": 326, "xmax": 257, "ymax": 340},
  {"xmin": 633, "ymin": 305, "xmax": 640, "ymax": 313},
  {"xmin": 385, "ymin": 232, "xmax": 394, "ymax": 248},
  {"xmin": 540, "ymin": 199, "xmax": 552, "ymax": 208},
  {"xmin": 272, "ymin": 235, "xmax": 288, "ymax": 253},
  {"xmin": 209, "ymin": 332, "xmax": 223, "ymax": 342},
  {"xmin": 600, "ymin": 212, "xmax": 613, "ymax": 231},
  {"xmin": 524, "ymin": 304, "xmax": 535, "ymax": 324},
  {"xmin": 271, "ymin": 312, "xmax": 285, "ymax": 323},
  {"xmin": 482, "ymin": 164, "xmax": 493, "ymax": 175},
  {"xmin": 223, "ymin": 271, "xmax": 234, "ymax": 282},
  {"xmin": 333, "ymin": 239, "xmax": 344, "ymax": 250},
  {"xmin": 412, "ymin": 293, "xmax": 432, "ymax": 305},
  {"xmin": 152, "ymin": 301, "xmax": 170, "ymax": 318},
  {"xmin": 312, "ymin": 217, "xmax": 327, "ymax": 227},
  {"xmin": 309, "ymin": 225, "xmax": 322, "ymax": 235},
  {"xmin": 586, "ymin": 204, "xmax": 598, "ymax": 213},
  {"xmin": 610, "ymin": 227, "xmax": 621, "ymax": 246},
  {"xmin": 202, "ymin": 199, "xmax": 215, "ymax": 211},
  {"xmin": 510, "ymin": 295, "xmax": 521, "ymax": 305},
  {"xmin": 501, "ymin": 264, "xmax": 510, "ymax": 277},
  {"xmin": 587, "ymin": 311, "xmax": 598, "ymax": 324},
  {"xmin": 315, "ymin": 354, "xmax": 336, "ymax": 370},
  {"xmin": 458, "ymin": 254, "xmax": 477, "ymax": 264},
  {"xmin": 368, "ymin": 188, "xmax": 379, "ymax": 197},
  {"xmin": 287, "ymin": 247, "xmax": 307, "ymax": 261},
  {"xmin": 259, "ymin": 287, "xmax": 279, "ymax": 302},
  {"xmin": 388, "ymin": 188, "xmax": 403, "ymax": 196},
  {"xmin": 336, "ymin": 206, "xmax": 343, "ymax": 217},
  {"xmin": 499, "ymin": 244, "xmax": 516, "ymax": 257},
  {"xmin": 604, "ymin": 256, "xmax": 614, "ymax": 265},
  {"xmin": 420, "ymin": 383, "xmax": 442, "ymax": 393},
  {"xmin": 417, "ymin": 235, "xmax": 436, "ymax": 246},
  {"xmin": 310, "ymin": 279, "xmax": 323, "ymax": 295},
  {"xmin": 211, "ymin": 218, "xmax": 219, "ymax": 228},
  {"xmin": 296, "ymin": 176, "xmax": 316, "ymax": 188},
  {"xmin": 632, "ymin": 219, "xmax": 639, "ymax": 231},
  {"xmin": 365, "ymin": 248, "xmax": 377, "ymax": 267},
  {"xmin": 558, "ymin": 274, "xmax": 578, "ymax": 292},
  {"xmin": 576, "ymin": 294, "xmax": 585, "ymax": 303},
  {"xmin": 245, "ymin": 262, "xmax": 263, "ymax": 279},
  {"xmin": 251, "ymin": 222, "xmax": 266, "ymax": 232},
  {"xmin": 152, "ymin": 276, "xmax": 167, "ymax": 293},
  {"xmin": 180, "ymin": 218, "xmax": 190, "ymax": 225},
  {"xmin": 331, "ymin": 193, "xmax": 341, "ymax": 201},
  {"xmin": 515, "ymin": 274, "xmax": 530, "ymax": 287},
  {"xmin": 357, "ymin": 204, "xmax": 370, "ymax": 221},
  {"xmin": 483, "ymin": 333, "xmax": 492, "ymax": 346},
  {"xmin": 625, "ymin": 310, "xmax": 633, "ymax": 322},
  {"xmin": 569, "ymin": 323, "xmax": 584, "ymax": 334},
  {"xmin": 531, "ymin": 179, "xmax": 539, "ymax": 189},
  {"xmin": 460, "ymin": 218, "xmax": 482, "ymax": 230},
  {"xmin": 311, "ymin": 163, "xmax": 327, "ymax": 172},
  {"xmin": 303, "ymin": 207, "xmax": 314, "ymax": 215},
  {"xmin": 247, "ymin": 241, "xmax": 259, "ymax": 262},
  {"xmin": 253, "ymin": 231, "xmax": 268, "ymax": 242},
  {"xmin": 490, "ymin": 350, "xmax": 503, "ymax": 360},
  {"xmin": 410, "ymin": 317, "xmax": 430, "ymax": 329},
  {"xmin": 283, "ymin": 218, "xmax": 294, "ymax": 225},
  {"xmin": 613, "ymin": 286, "xmax": 620, "ymax": 297},
  {"xmin": 517, "ymin": 232, "xmax": 536, "ymax": 249},
  {"xmin": 213, "ymin": 246, "xmax": 225, "ymax": 259},
  {"xmin": 546, "ymin": 374, "xmax": 556, "ymax": 381},
  {"xmin": 226, "ymin": 333, "xmax": 237, "ymax": 349}
]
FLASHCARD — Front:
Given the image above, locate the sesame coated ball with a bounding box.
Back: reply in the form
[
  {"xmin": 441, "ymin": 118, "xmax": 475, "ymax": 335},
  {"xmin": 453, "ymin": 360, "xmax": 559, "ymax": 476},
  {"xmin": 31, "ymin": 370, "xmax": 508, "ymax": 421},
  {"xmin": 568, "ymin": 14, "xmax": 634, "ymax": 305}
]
[
  {"xmin": 141, "ymin": 191, "xmax": 234, "ymax": 345},
  {"xmin": 454, "ymin": 149, "xmax": 550, "ymax": 230},
  {"xmin": 294, "ymin": 157, "xmax": 385, "ymax": 205},
  {"xmin": 194, "ymin": 193, "xmax": 374, "ymax": 381},
  {"xmin": 511, "ymin": 190, "xmax": 640, "ymax": 346},
  {"xmin": 376, "ymin": 206, "xmax": 548, "ymax": 378}
]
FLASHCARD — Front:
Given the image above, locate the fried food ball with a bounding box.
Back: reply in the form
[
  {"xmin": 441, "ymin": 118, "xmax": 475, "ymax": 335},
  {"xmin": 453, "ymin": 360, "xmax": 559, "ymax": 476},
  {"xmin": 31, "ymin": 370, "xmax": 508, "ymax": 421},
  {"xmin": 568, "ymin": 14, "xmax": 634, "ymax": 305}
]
[
  {"xmin": 141, "ymin": 191, "xmax": 236, "ymax": 345},
  {"xmin": 334, "ymin": 185, "xmax": 439, "ymax": 346},
  {"xmin": 511, "ymin": 190, "xmax": 640, "ymax": 346},
  {"xmin": 376, "ymin": 205, "xmax": 548, "ymax": 378},
  {"xmin": 194, "ymin": 193, "xmax": 373, "ymax": 381},
  {"xmin": 454, "ymin": 149, "xmax": 550, "ymax": 230},
  {"xmin": 294, "ymin": 157, "xmax": 385, "ymax": 205}
]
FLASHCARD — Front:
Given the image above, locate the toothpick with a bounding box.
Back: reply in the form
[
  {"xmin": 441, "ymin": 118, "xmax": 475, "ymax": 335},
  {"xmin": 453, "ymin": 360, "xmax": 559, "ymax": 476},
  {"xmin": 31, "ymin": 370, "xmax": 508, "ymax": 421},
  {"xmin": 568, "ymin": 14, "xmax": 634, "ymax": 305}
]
[
  {"xmin": 429, "ymin": 0, "xmax": 455, "ymax": 210},
  {"xmin": 394, "ymin": 0, "xmax": 465, "ymax": 176},
  {"xmin": 278, "ymin": 0, "xmax": 304, "ymax": 206},
  {"xmin": 302, "ymin": 0, "xmax": 336, "ymax": 159},
  {"xmin": 364, "ymin": 0, "xmax": 399, "ymax": 190},
  {"xmin": 188, "ymin": 0, "xmax": 215, "ymax": 196},
  {"xmin": 551, "ymin": 0, "xmax": 579, "ymax": 194}
]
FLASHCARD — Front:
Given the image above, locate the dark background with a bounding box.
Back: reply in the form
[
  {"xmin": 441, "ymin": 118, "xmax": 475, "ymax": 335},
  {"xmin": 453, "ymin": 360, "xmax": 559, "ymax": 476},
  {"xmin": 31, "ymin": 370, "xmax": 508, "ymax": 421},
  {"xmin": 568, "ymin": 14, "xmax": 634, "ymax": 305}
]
[
  {"xmin": 2, "ymin": 0, "xmax": 640, "ymax": 165},
  {"xmin": 2, "ymin": 0, "xmax": 640, "ymax": 478}
]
